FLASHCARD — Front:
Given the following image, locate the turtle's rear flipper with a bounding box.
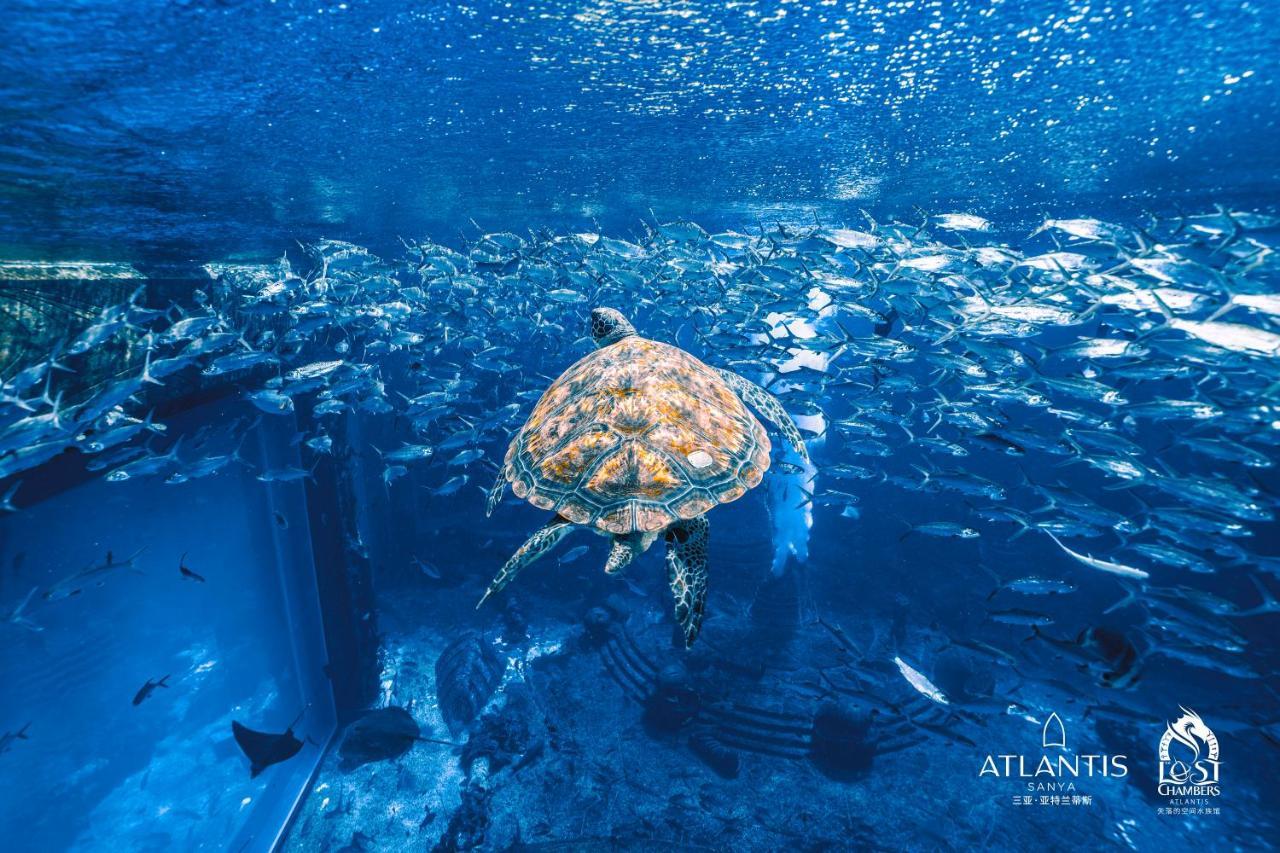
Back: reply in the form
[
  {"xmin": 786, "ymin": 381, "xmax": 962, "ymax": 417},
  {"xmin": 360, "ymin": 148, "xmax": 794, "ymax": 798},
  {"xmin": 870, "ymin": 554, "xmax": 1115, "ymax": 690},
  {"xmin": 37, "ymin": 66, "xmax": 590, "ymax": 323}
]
[
  {"xmin": 605, "ymin": 534, "xmax": 648, "ymax": 575},
  {"xmin": 665, "ymin": 517, "xmax": 710, "ymax": 648},
  {"xmin": 716, "ymin": 368, "xmax": 809, "ymax": 463},
  {"xmin": 477, "ymin": 517, "xmax": 571, "ymax": 608}
]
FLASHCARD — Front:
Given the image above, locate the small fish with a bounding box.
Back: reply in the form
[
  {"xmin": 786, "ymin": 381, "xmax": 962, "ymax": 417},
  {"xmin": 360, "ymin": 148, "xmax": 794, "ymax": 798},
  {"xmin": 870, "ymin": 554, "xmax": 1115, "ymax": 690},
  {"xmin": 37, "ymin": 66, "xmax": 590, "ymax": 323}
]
[
  {"xmin": 818, "ymin": 228, "xmax": 879, "ymax": 250},
  {"xmin": 285, "ymin": 360, "xmax": 345, "ymax": 382},
  {"xmin": 933, "ymin": 213, "xmax": 992, "ymax": 232},
  {"xmin": 105, "ymin": 443, "xmax": 182, "ymax": 483},
  {"xmin": 1126, "ymin": 399, "xmax": 1222, "ymax": 421},
  {"xmin": 558, "ymin": 545, "xmax": 589, "ymax": 565},
  {"xmin": 972, "ymin": 432, "xmax": 1025, "ymax": 456},
  {"xmin": 247, "ymin": 390, "xmax": 295, "ymax": 415},
  {"xmin": 161, "ymin": 314, "xmax": 221, "ymax": 343},
  {"xmin": 67, "ymin": 318, "xmax": 129, "ymax": 355},
  {"xmin": 1016, "ymin": 251, "xmax": 1091, "ymax": 272},
  {"xmin": 901, "ymin": 522, "xmax": 979, "ymax": 540},
  {"xmin": 893, "ymin": 655, "xmax": 948, "ymax": 705},
  {"xmin": 203, "ymin": 349, "xmax": 280, "ymax": 376},
  {"xmin": 899, "ymin": 254, "xmax": 956, "ymax": 273},
  {"xmin": 1043, "ymin": 532, "xmax": 1149, "ymax": 580},
  {"xmin": 313, "ymin": 399, "xmax": 347, "ymax": 417},
  {"xmin": 256, "ymin": 466, "xmax": 312, "ymax": 483},
  {"xmin": 546, "ymin": 288, "xmax": 588, "ymax": 304},
  {"xmin": 1150, "ymin": 291, "xmax": 1280, "ymax": 354},
  {"xmin": 412, "ymin": 557, "xmax": 444, "ymax": 581},
  {"xmin": 1181, "ymin": 436, "xmax": 1272, "ymax": 469},
  {"xmin": 0, "ymin": 481, "xmax": 21, "ymax": 513},
  {"xmin": 304, "ymin": 434, "xmax": 333, "ymax": 455},
  {"xmin": 379, "ymin": 444, "xmax": 434, "ymax": 464},
  {"xmin": 179, "ymin": 553, "xmax": 206, "ymax": 583},
  {"xmin": 132, "ymin": 674, "xmax": 170, "ymax": 706},
  {"xmin": 431, "ymin": 475, "xmax": 468, "ymax": 497},
  {"xmin": 449, "ymin": 448, "xmax": 484, "ymax": 467},
  {"xmin": 844, "ymin": 439, "xmax": 893, "ymax": 458},
  {"xmin": 439, "ymin": 428, "xmax": 482, "ymax": 452},
  {"xmin": 2, "ymin": 587, "xmax": 42, "ymax": 632},
  {"xmin": 1031, "ymin": 218, "xmax": 1128, "ymax": 243},
  {"xmin": 1129, "ymin": 543, "xmax": 1215, "ymax": 575},
  {"xmin": 917, "ymin": 435, "xmax": 972, "ymax": 457},
  {"xmin": 44, "ymin": 548, "xmax": 147, "ymax": 602},
  {"xmin": 1056, "ymin": 338, "xmax": 1148, "ymax": 359},
  {"xmin": 0, "ymin": 722, "xmax": 32, "ymax": 755},
  {"xmin": 1148, "ymin": 645, "xmax": 1258, "ymax": 681},
  {"xmin": 996, "ymin": 577, "xmax": 1076, "ymax": 596},
  {"xmin": 181, "ymin": 331, "xmax": 240, "ymax": 357},
  {"xmin": 912, "ymin": 466, "xmax": 1006, "ymax": 501},
  {"xmin": 621, "ymin": 576, "xmax": 647, "ymax": 597},
  {"xmin": 990, "ymin": 608, "xmax": 1054, "ymax": 627}
]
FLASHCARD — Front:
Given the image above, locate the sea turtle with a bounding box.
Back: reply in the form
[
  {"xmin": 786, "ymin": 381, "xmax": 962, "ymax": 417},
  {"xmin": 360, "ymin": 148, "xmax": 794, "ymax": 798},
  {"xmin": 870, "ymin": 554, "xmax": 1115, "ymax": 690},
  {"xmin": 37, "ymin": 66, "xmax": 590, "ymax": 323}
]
[{"xmin": 478, "ymin": 307, "xmax": 809, "ymax": 647}]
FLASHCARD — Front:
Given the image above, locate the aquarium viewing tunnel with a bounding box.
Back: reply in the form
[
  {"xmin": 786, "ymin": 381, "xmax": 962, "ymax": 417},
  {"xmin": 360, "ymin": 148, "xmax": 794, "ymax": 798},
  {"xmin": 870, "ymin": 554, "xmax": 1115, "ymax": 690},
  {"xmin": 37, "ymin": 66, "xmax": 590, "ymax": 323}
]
[{"xmin": 0, "ymin": 0, "xmax": 1278, "ymax": 851}]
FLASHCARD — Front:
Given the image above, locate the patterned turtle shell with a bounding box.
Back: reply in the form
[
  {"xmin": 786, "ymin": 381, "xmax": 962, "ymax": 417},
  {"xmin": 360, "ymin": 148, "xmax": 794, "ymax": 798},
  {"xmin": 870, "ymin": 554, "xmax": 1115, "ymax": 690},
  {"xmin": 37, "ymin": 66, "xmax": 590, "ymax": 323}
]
[{"xmin": 502, "ymin": 336, "xmax": 771, "ymax": 534}]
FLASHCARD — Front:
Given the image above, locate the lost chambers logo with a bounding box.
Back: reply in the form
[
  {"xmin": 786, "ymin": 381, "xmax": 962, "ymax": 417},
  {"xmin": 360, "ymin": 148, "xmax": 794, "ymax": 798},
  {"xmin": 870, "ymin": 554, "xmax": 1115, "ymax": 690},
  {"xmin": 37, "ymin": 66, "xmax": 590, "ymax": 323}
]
[
  {"xmin": 980, "ymin": 713, "xmax": 1127, "ymax": 807},
  {"xmin": 1157, "ymin": 707, "xmax": 1221, "ymax": 798}
]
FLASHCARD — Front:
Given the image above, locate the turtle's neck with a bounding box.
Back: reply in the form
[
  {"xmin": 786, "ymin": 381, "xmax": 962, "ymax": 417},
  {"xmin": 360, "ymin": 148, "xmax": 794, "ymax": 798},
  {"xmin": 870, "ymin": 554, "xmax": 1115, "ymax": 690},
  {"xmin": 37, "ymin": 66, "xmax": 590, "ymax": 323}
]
[{"xmin": 596, "ymin": 330, "xmax": 636, "ymax": 347}]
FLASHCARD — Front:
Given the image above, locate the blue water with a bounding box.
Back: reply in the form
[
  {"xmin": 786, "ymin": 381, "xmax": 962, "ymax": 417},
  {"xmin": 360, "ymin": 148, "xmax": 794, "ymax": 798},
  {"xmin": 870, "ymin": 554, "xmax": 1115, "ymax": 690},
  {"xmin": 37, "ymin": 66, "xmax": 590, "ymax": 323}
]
[
  {"xmin": 1, "ymin": 1, "xmax": 1278, "ymax": 851},
  {"xmin": 2, "ymin": 0, "xmax": 1277, "ymax": 259}
]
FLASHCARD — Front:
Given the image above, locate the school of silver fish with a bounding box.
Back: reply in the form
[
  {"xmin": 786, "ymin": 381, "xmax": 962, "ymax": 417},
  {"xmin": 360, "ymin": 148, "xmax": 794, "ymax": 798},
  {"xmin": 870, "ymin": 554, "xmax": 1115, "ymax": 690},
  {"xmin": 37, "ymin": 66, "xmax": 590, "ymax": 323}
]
[{"xmin": 2, "ymin": 206, "xmax": 1278, "ymax": 723}]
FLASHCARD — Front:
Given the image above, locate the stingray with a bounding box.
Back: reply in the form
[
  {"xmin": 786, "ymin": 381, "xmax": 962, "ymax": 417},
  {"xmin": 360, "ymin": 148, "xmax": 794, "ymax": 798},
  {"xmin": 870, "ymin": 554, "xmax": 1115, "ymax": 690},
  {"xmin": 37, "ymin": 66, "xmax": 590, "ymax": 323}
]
[
  {"xmin": 338, "ymin": 706, "xmax": 456, "ymax": 771},
  {"xmin": 232, "ymin": 709, "xmax": 307, "ymax": 778}
]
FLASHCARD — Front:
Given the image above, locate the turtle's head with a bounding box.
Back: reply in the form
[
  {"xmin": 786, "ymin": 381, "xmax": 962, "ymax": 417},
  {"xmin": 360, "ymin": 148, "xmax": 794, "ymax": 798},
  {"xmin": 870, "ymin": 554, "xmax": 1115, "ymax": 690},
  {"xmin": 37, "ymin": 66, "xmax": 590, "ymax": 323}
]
[{"xmin": 590, "ymin": 307, "xmax": 636, "ymax": 347}]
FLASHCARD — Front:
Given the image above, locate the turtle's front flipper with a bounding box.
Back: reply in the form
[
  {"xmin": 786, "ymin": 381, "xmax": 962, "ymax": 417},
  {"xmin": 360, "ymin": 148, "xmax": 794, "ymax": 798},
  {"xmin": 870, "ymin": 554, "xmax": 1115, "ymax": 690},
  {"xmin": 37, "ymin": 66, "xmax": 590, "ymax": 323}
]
[
  {"xmin": 477, "ymin": 518, "xmax": 571, "ymax": 608},
  {"xmin": 484, "ymin": 469, "xmax": 507, "ymax": 517},
  {"xmin": 665, "ymin": 516, "xmax": 710, "ymax": 648},
  {"xmin": 716, "ymin": 369, "xmax": 809, "ymax": 463}
]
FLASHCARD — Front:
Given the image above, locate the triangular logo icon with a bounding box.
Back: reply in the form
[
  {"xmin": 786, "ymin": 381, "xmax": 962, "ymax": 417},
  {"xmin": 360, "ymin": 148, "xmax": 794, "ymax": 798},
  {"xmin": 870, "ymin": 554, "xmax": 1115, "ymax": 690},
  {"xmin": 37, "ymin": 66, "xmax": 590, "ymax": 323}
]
[{"xmin": 1043, "ymin": 712, "xmax": 1067, "ymax": 749}]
